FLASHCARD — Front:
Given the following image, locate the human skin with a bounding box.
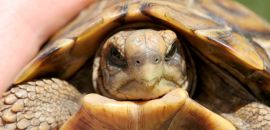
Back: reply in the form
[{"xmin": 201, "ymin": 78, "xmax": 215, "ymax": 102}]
[{"xmin": 0, "ymin": 0, "xmax": 94, "ymax": 96}]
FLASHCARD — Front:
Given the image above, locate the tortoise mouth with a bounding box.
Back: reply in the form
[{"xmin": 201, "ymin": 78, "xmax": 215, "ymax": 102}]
[
  {"xmin": 86, "ymin": 88, "xmax": 188, "ymax": 106},
  {"xmin": 117, "ymin": 79, "xmax": 178, "ymax": 100},
  {"xmin": 100, "ymin": 78, "xmax": 187, "ymax": 101}
]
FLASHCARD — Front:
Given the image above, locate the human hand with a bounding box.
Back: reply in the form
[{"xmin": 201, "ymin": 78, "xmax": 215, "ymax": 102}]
[{"xmin": 0, "ymin": 0, "xmax": 94, "ymax": 96}]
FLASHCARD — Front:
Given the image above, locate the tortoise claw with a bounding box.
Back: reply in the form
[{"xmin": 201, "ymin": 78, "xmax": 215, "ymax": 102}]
[{"xmin": 61, "ymin": 88, "xmax": 236, "ymax": 130}]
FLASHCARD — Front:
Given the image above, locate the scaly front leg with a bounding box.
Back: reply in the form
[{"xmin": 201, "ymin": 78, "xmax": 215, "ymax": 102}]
[
  {"xmin": 223, "ymin": 102, "xmax": 270, "ymax": 130},
  {"xmin": 0, "ymin": 78, "xmax": 82, "ymax": 130}
]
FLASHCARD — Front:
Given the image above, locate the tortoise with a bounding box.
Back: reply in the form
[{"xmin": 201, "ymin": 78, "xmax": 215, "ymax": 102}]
[{"xmin": 1, "ymin": 0, "xmax": 270, "ymax": 129}]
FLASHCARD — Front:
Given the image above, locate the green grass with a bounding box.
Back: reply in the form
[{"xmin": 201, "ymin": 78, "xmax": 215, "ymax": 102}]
[{"xmin": 236, "ymin": 0, "xmax": 270, "ymax": 22}]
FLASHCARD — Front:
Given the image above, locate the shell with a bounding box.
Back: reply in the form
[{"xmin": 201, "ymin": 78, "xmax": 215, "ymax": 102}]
[
  {"xmin": 14, "ymin": 0, "xmax": 270, "ymax": 103},
  {"xmin": 60, "ymin": 88, "xmax": 236, "ymax": 130}
]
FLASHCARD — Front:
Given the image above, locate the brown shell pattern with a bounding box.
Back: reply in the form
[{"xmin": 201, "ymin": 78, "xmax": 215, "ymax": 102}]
[{"xmin": 14, "ymin": 0, "xmax": 270, "ymax": 103}]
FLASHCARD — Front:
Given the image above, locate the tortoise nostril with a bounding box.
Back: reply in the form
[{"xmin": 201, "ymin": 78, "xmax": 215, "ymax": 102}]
[
  {"xmin": 153, "ymin": 56, "xmax": 161, "ymax": 64},
  {"xmin": 135, "ymin": 60, "xmax": 141, "ymax": 66},
  {"xmin": 155, "ymin": 58, "xmax": 160, "ymax": 63}
]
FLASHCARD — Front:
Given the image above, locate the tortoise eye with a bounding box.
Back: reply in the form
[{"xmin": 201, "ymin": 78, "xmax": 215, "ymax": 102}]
[
  {"xmin": 108, "ymin": 47, "xmax": 127, "ymax": 68},
  {"xmin": 165, "ymin": 42, "xmax": 177, "ymax": 61}
]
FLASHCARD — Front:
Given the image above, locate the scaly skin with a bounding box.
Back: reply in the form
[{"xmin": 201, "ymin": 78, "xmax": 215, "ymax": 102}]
[
  {"xmin": 0, "ymin": 79, "xmax": 81, "ymax": 130},
  {"xmin": 223, "ymin": 103, "xmax": 270, "ymax": 130}
]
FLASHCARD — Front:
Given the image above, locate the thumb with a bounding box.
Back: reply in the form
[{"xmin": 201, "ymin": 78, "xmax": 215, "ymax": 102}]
[{"xmin": 0, "ymin": 0, "xmax": 95, "ymax": 95}]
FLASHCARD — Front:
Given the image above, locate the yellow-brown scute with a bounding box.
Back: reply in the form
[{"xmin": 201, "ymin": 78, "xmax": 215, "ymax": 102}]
[{"xmin": 93, "ymin": 29, "xmax": 189, "ymax": 100}]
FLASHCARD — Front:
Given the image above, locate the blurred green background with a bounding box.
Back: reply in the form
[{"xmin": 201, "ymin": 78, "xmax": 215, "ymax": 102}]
[{"xmin": 237, "ymin": 0, "xmax": 270, "ymax": 22}]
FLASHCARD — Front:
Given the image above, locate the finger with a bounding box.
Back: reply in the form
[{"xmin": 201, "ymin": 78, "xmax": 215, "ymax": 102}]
[{"xmin": 0, "ymin": 0, "xmax": 95, "ymax": 95}]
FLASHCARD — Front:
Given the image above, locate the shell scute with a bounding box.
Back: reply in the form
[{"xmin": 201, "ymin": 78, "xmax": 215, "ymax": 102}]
[{"xmin": 14, "ymin": 0, "xmax": 270, "ymax": 102}]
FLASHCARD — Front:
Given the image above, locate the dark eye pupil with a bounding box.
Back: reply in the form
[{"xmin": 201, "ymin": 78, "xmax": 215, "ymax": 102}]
[
  {"xmin": 108, "ymin": 47, "xmax": 127, "ymax": 68},
  {"xmin": 165, "ymin": 42, "xmax": 177, "ymax": 61},
  {"xmin": 111, "ymin": 47, "xmax": 122, "ymax": 59}
]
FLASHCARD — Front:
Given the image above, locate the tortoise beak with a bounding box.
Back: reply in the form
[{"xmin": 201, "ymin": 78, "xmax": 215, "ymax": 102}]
[{"xmin": 60, "ymin": 88, "xmax": 236, "ymax": 130}]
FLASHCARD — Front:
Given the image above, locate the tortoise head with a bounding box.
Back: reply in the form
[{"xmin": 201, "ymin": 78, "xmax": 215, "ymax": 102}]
[{"xmin": 93, "ymin": 29, "xmax": 189, "ymax": 100}]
